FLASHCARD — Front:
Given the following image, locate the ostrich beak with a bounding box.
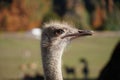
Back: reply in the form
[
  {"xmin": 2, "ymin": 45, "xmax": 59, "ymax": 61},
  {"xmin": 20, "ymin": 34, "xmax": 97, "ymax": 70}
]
[
  {"xmin": 61, "ymin": 30, "xmax": 93, "ymax": 39},
  {"xmin": 77, "ymin": 30, "xmax": 93, "ymax": 36}
]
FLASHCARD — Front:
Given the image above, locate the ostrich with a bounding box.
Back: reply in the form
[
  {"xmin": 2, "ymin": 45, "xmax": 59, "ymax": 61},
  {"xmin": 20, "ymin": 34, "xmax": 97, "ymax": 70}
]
[
  {"xmin": 80, "ymin": 58, "xmax": 89, "ymax": 80},
  {"xmin": 64, "ymin": 66, "xmax": 76, "ymax": 79},
  {"xmin": 41, "ymin": 21, "xmax": 93, "ymax": 80}
]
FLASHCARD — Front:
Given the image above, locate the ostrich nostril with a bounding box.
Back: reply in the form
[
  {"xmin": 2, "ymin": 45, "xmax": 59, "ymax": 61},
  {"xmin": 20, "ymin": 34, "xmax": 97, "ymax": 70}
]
[{"xmin": 78, "ymin": 30, "xmax": 91, "ymax": 33}]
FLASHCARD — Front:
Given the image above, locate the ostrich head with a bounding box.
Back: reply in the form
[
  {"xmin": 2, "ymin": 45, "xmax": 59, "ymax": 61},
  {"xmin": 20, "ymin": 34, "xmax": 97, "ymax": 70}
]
[
  {"xmin": 41, "ymin": 21, "xmax": 93, "ymax": 48},
  {"xmin": 41, "ymin": 21, "xmax": 93, "ymax": 80}
]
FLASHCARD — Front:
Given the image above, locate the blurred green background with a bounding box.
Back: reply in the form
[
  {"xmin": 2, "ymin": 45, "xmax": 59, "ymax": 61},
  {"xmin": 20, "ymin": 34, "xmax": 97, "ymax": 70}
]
[{"xmin": 0, "ymin": 0, "xmax": 120, "ymax": 80}]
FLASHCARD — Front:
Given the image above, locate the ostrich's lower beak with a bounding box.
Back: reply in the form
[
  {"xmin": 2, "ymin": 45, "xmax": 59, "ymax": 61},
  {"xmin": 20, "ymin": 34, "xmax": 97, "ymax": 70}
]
[{"xmin": 61, "ymin": 30, "xmax": 93, "ymax": 39}]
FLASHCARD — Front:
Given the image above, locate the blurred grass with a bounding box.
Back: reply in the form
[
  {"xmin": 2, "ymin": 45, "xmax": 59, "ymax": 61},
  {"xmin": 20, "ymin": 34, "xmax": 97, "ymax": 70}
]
[{"xmin": 0, "ymin": 32, "xmax": 119, "ymax": 79}]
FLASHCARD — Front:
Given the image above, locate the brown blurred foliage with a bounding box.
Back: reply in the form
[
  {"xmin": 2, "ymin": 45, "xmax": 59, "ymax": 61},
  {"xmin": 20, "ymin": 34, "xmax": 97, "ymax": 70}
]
[
  {"xmin": 0, "ymin": 0, "xmax": 51, "ymax": 31},
  {"xmin": 0, "ymin": 0, "xmax": 119, "ymax": 31},
  {"xmin": 0, "ymin": 0, "xmax": 30, "ymax": 31}
]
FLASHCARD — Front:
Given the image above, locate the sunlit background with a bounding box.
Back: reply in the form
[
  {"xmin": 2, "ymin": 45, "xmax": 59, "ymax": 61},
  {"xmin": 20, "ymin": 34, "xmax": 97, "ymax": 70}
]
[{"xmin": 0, "ymin": 0, "xmax": 120, "ymax": 80}]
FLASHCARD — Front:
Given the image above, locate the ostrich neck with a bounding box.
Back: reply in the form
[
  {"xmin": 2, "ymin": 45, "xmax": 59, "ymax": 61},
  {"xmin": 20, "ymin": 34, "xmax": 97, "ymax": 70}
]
[{"xmin": 41, "ymin": 44, "xmax": 66, "ymax": 80}]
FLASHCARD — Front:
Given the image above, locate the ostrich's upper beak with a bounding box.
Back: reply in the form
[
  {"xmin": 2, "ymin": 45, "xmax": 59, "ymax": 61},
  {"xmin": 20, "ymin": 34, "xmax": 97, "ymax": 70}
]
[{"xmin": 61, "ymin": 30, "xmax": 93, "ymax": 39}]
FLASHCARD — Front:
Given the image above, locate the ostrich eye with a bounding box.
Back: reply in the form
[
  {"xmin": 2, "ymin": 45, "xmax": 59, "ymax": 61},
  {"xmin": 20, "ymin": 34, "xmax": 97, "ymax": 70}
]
[{"xmin": 54, "ymin": 29, "xmax": 64, "ymax": 36}]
